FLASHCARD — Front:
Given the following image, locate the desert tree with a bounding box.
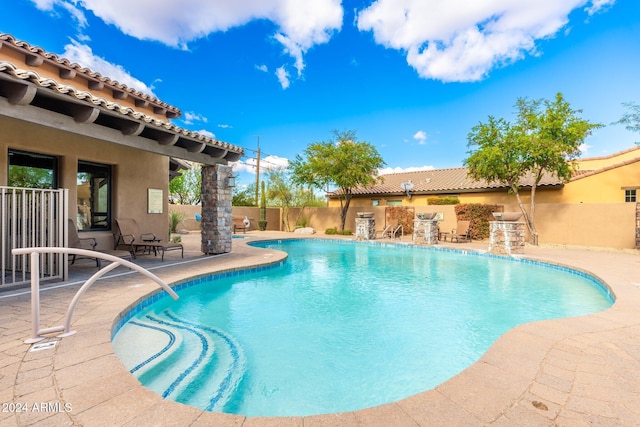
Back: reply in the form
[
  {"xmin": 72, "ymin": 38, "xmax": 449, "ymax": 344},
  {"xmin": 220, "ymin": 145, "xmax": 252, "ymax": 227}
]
[
  {"xmin": 465, "ymin": 93, "xmax": 601, "ymax": 245},
  {"xmin": 290, "ymin": 130, "xmax": 385, "ymax": 231},
  {"xmin": 613, "ymin": 101, "xmax": 640, "ymax": 144}
]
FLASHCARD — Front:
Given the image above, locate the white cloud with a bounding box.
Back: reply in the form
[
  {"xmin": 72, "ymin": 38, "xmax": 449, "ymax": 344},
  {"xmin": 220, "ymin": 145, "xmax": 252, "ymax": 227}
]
[
  {"xmin": 183, "ymin": 111, "xmax": 208, "ymax": 125},
  {"xmin": 585, "ymin": 0, "xmax": 615, "ymax": 16},
  {"xmin": 61, "ymin": 39, "xmax": 156, "ymax": 96},
  {"xmin": 357, "ymin": 0, "xmax": 610, "ymax": 82},
  {"xmin": 196, "ymin": 129, "xmax": 215, "ymax": 138},
  {"xmin": 255, "ymin": 64, "xmax": 269, "ymax": 72},
  {"xmin": 261, "ymin": 155, "xmax": 290, "ymax": 171},
  {"xmin": 231, "ymin": 155, "xmax": 290, "ymax": 175},
  {"xmin": 217, "ymin": 124, "xmax": 233, "ymax": 129},
  {"xmin": 413, "ymin": 130, "xmax": 428, "ymax": 144},
  {"xmin": 379, "ymin": 165, "xmax": 434, "ymax": 175},
  {"xmin": 276, "ymin": 66, "xmax": 291, "ymax": 89},
  {"xmin": 56, "ymin": 0, "xmax": 342, "ymax": 82},
  {"xmin": 31, "ymin": 0, "xmax": 88, "ymax": 27}
]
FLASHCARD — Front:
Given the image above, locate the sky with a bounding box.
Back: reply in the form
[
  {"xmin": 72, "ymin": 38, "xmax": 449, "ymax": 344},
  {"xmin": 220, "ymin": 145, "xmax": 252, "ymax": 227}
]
[{"xmin": 2, "ymin": 0, "xmax": 639, "ymax": 188}]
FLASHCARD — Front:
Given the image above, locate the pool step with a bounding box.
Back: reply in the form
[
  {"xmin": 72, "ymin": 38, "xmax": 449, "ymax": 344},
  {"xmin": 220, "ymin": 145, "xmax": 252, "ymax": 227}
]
[{"xmin": 119, "ymin": 311, "xmax": 245, "ymax": 412}]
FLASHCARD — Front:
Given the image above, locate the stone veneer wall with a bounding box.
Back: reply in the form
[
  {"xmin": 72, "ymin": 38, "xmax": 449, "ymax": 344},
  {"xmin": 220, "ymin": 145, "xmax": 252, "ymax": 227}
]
[
  {"xmin": 413, "ymin": 219, "xmax": 439, "ymax": 245},
  {"xmin": 488, "ymin": 221, "xmax": 526, "ymax": 255},
  {"xmin": 200, "ymin": 164, "xmax": 233, "ymax": 254},
  {"xmin": 355, "ymin": 218, "xmax": 376, "ymax": 240}
]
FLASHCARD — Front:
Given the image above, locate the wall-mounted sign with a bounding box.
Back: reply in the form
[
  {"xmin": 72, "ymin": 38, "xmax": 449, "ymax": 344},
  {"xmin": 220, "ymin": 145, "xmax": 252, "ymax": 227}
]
[{"xmin": 148, "ymin": 188, "xmax": 163, "ymax": 214}]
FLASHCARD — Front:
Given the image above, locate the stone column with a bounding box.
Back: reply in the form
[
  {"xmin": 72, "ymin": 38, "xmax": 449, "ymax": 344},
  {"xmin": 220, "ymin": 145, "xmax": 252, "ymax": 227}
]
[
  {"xmin": 413, "ymin": 219, "xmax": 439, "ymax": 245},
  {"xmin": 488, "ymin": 221, "xmax": 526, "ymax": 255},
  {"xmin": 201, "ymin": 164, "xmax": 233, "ymax": 254},
  {"xmin": 355, "ymin": 217, "xmax": 376, "ymax": 240}
]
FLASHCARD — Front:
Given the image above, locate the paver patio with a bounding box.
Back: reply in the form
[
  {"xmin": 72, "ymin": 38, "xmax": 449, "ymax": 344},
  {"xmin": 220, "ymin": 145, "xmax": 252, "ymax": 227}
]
[{"xmin": 1, "ymin": 232, "xmax": 639, "ymax": 426}]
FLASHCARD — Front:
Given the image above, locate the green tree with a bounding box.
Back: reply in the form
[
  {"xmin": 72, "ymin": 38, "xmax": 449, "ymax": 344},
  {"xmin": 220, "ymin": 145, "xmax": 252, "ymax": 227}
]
[
  {"xmin": 267, "ymin": 167, "xmax": 326, "ymax": 231},
  {"xmin": 290, "ymin": 130, "xmax": 385, "ymax": 231},
  {"xmin": 613, "ymin": 101, "xmax": 640, "ymax": 144},
  {"xmin": 258, "ymin": 181, "xmax": 267, "ymax": 230},
  {"xmin": 9, "ymin": 166, "xmax": 54, "ymax": 189},
  {"xmin": 465, "ymin": 93, "xmax": 601, "ymax": 245},
  {"xmin": 169, "ymin": 164, "xmax": 201, "ymax": 205},
  {"xmin": 232, "ymin": 183, "xmax": 257, "ymax": 206}
]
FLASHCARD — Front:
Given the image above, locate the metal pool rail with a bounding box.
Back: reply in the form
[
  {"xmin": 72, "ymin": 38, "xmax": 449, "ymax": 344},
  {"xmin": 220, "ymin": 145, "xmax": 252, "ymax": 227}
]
[{"xmin": 11, "ymin": 247, "xmax": 179, "ymax": 344}]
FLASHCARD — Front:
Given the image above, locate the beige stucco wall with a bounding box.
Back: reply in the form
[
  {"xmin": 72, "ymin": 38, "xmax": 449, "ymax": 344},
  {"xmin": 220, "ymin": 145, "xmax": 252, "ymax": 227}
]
[
  {"xmin": 169, "ymin": 202, "xmax": 637, "ymax": 248},
  {"xmin": 1, "ymin": 115, "xmax": 170, "ymax": 250},
  {"xmin": 170, "ymin": 205, "xmax": 282, "ymax": 232},
  {"xmin": 330, "ymin": 156, "xmax": 640, "ymax": 208},
  {"xmin": 575, "ymin": 146, "xmax": 640, "ymax": 170},
  {"xmin": 503, "ymin": 202, "xmax": 636, "ymax": 248}
]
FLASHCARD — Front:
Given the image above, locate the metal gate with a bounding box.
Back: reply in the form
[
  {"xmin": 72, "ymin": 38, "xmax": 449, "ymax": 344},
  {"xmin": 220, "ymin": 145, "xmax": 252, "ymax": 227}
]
[{"xmin": 1, "ymin": 186, "xmax": 68, "ymax": 287}]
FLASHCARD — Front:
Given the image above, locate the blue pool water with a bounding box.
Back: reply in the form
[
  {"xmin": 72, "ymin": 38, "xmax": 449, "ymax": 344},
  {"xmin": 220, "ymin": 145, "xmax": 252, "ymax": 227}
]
[{"xmin": 112, "ymin": 239, "xmax": 613, "ymax": 417}]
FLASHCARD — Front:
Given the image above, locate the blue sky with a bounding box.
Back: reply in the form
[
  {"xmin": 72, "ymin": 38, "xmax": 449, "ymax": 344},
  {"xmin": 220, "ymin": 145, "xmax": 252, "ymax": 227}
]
[{"xmin": 2, "ymin": 0, "xmax": 639, "ymax": 187}]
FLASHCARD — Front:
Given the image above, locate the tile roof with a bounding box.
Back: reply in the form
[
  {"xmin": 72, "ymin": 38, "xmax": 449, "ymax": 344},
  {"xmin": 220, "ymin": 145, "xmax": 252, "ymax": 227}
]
[
  {"xmin": 330, "ymin": 167, "xmax": 564, "ymax": 197},
  {"xmin": 0, "ymin": 61, "xmax": 243, "ymax": 161},
  {"xmin": 331, "ymin": 152, "xmax": 640, "ymax": 198},
  {"xmin": 0, "ymin": 33, "xmax": 180, "ymax": 117}
]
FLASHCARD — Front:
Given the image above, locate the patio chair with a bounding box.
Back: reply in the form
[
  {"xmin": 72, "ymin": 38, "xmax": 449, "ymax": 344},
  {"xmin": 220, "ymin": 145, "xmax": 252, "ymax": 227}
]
[
  {"xmin": 68, "ymin": 219, "xmax": 132, "ymax": 268},
  {"xmin": 451, "ymin": 220, "xmax": 472, "ymax": 243},
  {"xmin": 115, "ymin": 217, "xmax": 183, "ymax": 261},
  {"xmin": 232, "ymin": 216, "xmax": 251, "ymax": 234}
]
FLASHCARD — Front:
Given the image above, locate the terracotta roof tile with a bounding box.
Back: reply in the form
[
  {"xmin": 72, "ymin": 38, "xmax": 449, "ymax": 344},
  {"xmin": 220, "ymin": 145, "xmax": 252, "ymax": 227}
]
[
  {"xmin": 0, "ymin": 33, "xmax": 180, "ymax": 116},
  {"xmin": 0, "ymin": 61, "xmax": 243, "ymax": 156},
  {"xmin": 332, "ymin": 153, "xmax": 640, "ymax": 198},
  {"xmin": 331, "ymin": 167, "xmax": 564, "ymax": 197}
]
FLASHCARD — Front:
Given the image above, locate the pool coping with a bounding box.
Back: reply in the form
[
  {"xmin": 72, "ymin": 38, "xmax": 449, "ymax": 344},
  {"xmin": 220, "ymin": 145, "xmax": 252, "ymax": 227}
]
[{"xmin": 2, "ymin": 232, "xmax": 640, "ymax": 426}]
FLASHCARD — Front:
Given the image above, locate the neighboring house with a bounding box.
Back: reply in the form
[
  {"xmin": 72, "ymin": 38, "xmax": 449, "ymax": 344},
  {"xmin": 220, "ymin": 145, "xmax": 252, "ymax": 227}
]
[
  {"xmin": 0, "ymin": 33, "xmax": 242, "ymax": 283},
  {"xmin": 328, "ymin": 147, "xmax": 640, "ymax": 208}
]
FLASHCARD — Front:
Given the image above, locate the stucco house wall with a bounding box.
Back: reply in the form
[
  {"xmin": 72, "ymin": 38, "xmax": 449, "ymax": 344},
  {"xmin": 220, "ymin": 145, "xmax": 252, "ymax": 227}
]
[
  {"xmin": 0, "ymin": 32, "xmax": 243, "ymax": 261},
  {"xmin": 1, "ymin": 115, "xmax": 169, "ymax": 249}
]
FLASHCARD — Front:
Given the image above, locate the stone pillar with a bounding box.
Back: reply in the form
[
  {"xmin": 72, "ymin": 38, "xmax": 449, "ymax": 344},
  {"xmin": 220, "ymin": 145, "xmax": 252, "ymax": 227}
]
[
  {"xmin": 355, "ymin": 217, "xmax": 376, "ymax": 240},
  {"xmin": 201, "ymin": 164, "xmax": 233, "ymax": 254},
  {"xmin": 488, "ymin": 221, "xmax": 526, "ymax": 255},
  {"xmin": 413, "ymin": 219, "xmax": 439, "ymax": 245}
]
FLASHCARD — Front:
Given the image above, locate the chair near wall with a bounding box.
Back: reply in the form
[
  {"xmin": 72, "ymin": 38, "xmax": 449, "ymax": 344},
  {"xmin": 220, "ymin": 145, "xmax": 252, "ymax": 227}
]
[
  {"xmin": 68, "ymin": 219, "xmax": 131, "ymax": 268},
  {"xmin": 451, "ymin": 220, "xmax": 472, "ymax": 243},
  {"xmin": 114, "ymin": 218, "xmax": 183, "ymax": 261}
]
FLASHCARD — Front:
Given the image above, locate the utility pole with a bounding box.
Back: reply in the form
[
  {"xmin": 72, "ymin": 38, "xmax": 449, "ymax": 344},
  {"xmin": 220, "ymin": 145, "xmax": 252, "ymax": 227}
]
[{"xmin": 254, "ymin": 135, "xmax": 261, "ymax": 206}]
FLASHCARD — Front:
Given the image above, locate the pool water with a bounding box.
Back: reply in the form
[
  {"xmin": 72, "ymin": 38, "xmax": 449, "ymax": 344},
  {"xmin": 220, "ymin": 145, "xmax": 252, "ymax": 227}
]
[{"xmin": 112, "ymin": 239, "xmax": 613, "ymax": 417}]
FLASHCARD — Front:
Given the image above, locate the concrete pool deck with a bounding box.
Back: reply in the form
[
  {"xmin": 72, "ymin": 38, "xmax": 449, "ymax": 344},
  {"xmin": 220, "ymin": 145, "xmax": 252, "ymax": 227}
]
[{"xmin": 1, "ymin": 231, "xmax": 639, "ymax": 426}]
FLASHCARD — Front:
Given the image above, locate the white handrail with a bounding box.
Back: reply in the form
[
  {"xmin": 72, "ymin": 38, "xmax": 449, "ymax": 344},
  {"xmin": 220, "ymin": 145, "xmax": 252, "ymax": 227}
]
[
  {"xmin": 393, "ymin": 224, "xmax": 404, "ymax": 239},
  {"xmin": 11, "ymin": 247, "xmax": 179, "ymax": 344},
  {"xmin": 381, "ymin": 224, "xmax": 393, "ymax": 238}
]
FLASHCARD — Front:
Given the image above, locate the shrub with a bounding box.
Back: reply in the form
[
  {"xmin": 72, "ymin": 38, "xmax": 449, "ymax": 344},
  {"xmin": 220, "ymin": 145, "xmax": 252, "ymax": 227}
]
[
  {"xmin": 325, "ymin": 227, "xmax": 352, "ymax": 235},
  {"xmin": 454, "ymin": 203, "xmax": 501, "ymax": 239},
  {"xmin": 169, "ymin": 209, "xmax": 186, "ymax": 233},
  {"xmin": 427, "ymin": 196, "xmax": 460, "ymax": 205}
]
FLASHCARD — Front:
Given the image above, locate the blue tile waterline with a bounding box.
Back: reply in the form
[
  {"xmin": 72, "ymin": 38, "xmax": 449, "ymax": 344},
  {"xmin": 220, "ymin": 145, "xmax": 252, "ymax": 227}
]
[{"xmin": 112, "ymin": 260, "xmax": 285, "ymax": 339}]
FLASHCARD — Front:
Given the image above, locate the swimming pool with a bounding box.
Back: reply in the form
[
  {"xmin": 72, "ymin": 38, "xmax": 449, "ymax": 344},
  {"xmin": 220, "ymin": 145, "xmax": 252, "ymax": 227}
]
[{"xmin": 112, "ymin": 239, "xmax": 613, "ymax": 417}]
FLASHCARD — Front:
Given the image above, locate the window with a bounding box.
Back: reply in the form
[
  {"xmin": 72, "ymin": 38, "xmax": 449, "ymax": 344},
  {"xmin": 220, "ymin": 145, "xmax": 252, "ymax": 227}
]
[
  {"xmin": 371, "ymin": 199, "xmax": 380, "ymax": 206},
  {"xmin": 386, "ymin": 200, "xmax": 402, "ymax": 206},
  {"xmin": 77, "ymin": 161, "xmax": 111, "ymax": 231},
  {"xmin": 8, "ymin": 149, "xmax": 57, "ymax": 189},
  {"xmin": 625, "ymin": 189, "xmax": 637, "ymax": 203}
]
